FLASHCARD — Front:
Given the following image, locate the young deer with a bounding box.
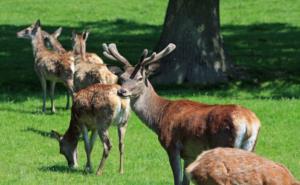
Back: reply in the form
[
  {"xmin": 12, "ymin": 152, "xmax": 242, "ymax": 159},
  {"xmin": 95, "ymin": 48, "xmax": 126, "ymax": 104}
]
[
  {"xmin": 51, "ymin": 83, "xmax": 130, "ymax": 175},
  {"xmin": 17, "ymin": 20, "xmax": 74, "ymax": 113},
  {"xmin": 103, "ymin": 43, "xmax": 261, "ymax": 185},
  {"xmin": 186, "ymin": 148, "xmax": 300, "ymax": 185},
  {"xmin": 42, "ymin": 28, "xmax": 104, "ymax": 64},
  {"xmin": 72, "ymin": 31, "xmax": 118, "ymax": 92}
]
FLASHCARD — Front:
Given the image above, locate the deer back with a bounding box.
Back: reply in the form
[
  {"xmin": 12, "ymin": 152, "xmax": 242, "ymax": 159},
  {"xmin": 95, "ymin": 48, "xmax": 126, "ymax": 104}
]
[{"xmin": 186, "ymin": 148, "xmax": 299, "ymax": 185}]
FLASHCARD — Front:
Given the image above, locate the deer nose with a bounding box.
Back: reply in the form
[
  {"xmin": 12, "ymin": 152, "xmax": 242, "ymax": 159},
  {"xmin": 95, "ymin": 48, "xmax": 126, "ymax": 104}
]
[{"xmin": 117, "ymin": 88, "xmax": 128, "ymax": 97}]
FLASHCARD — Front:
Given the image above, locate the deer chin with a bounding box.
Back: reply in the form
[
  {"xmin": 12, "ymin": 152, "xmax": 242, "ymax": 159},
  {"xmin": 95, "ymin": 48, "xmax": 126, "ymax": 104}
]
[{"xmin": 117, "ymin": 91, "xmax": 132, "ymax": 98}]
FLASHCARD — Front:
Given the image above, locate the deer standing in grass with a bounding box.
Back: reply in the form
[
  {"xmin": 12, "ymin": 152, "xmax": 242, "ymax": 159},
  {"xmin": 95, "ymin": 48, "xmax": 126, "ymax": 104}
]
[
  {"xmin": 186, "ymin": 148, "xmax": 300, "ymax": 185},
  {"xmin": 17, "ymin": 20, "xmax": 74, "ymax": 113},
  {"xmin": 103, "ymin": 43, "xmax": 261, "ymax": 185},
  {"xmin": 42, "ymin": 28, "xmax": 104, "ymax": 64},
  {"xmin": 71, "ymin": 31, "xmax": 118, "ymax": 91},
  {"xmin": 51, "ymin": 83, "xmax": 130, "ymax": 175}
]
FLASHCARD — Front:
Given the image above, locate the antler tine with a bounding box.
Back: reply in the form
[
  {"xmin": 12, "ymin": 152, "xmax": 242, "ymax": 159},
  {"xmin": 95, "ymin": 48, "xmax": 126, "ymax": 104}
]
[
  {"xmin": 108, "ymin": 43, "xmax": 131, "ymax": 67},
  {"xmin": 102, "ymin": 43, "xmax": 118, "ymax": 61},
  {"xmin": 143, "ymin": 43, "xmax": 176, "ymax": 66},
  {"xmin": 139, "ymin": 49, "xmax": 148, "ymax": 64},
  {"xmin": 142, "ymin": 52, "xmax": 156, "ymax": 65},
  {"xmin": 130, "ymin": 49, "xmax": 149, "ymax": 79}
]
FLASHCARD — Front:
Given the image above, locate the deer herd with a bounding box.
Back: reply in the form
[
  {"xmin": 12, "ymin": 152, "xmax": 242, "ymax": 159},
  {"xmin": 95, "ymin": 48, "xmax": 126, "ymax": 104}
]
[{"xmin": 16, "ymin": 20, "xmax": 299, "ymax": 185}]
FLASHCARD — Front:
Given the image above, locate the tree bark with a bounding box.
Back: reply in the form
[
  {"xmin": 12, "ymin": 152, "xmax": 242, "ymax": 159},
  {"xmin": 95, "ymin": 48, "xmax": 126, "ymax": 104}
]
[{"xmin": 152, "ymin": 0, "xmax": 230, "ymax": 85}]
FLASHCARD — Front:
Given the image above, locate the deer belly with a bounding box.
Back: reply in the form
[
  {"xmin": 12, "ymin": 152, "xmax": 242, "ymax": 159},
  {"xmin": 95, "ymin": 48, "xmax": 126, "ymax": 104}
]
[
  {"xmin": 79, "ymin": 115, "xmax": 97, "ymax": 130},
  {"xmin": 181, "ymin": 138, "xmax": 209, "ymax": 159}
]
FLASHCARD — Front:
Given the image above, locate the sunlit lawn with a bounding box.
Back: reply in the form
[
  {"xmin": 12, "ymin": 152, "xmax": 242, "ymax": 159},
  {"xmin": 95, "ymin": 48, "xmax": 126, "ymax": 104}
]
[{"xmin": 0, "ymin": 0, "xmax": 299, "ymax": 184}]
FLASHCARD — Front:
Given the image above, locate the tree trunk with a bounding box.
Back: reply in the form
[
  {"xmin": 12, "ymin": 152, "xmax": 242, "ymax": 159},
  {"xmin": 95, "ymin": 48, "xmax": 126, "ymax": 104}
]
[{"xmin": 152, "ymin": 0, "xmax": 230, "ymax": 85}]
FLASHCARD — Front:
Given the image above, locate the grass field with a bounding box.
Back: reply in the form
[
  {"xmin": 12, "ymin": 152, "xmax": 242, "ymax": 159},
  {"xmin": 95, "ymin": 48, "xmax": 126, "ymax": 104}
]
[{"xmin": 0, "ymin": 0, "xmax": 299, "ymax": 184}]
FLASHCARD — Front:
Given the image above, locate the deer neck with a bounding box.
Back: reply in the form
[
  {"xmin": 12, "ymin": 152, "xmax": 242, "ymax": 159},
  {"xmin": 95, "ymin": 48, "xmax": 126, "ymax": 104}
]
[
  {"xmin": 74, "ymin": 42, "xmax": 87, "ymax": 61},
  {"xmin": 51, "ymin": 38, "xmax": 66, "ymax": 53},
  {"xmin": 130, "ymin": 81, "xmax": 169, "ymax": 134},
  {"xmin": 63, "ymin": 117, "xmax": 81, "ymax": 146},
  {"xmin": 31, "ymin": 28, "xmax": 47, "ymax": 58}
]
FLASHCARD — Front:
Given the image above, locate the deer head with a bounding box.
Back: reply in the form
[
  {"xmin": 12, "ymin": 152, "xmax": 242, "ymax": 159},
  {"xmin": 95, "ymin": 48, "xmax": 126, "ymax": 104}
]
[
  {"xmin": 17, "ymin": 20, "xmax": 41, "ymax": 39},
  {"xmin": 72, "ymin": 31, "xmax": 89, "ymax": 57},
  {"xmin": 102, "ymin": 43, "xmax": 176, "ymax": 98},
  {"xmin": 51, "ymin": 130, "xmax": 78, "ymax": 169},
  {"xmin": 42, "ymin": 27, "xmax": 64, "ymax": 52}
]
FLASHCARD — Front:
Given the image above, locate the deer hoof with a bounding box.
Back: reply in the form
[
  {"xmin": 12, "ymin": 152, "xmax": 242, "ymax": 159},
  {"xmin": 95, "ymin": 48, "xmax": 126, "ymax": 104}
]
[{"xmin": 84, "ymin": 166, "xmax": 93, "ymax": 173}]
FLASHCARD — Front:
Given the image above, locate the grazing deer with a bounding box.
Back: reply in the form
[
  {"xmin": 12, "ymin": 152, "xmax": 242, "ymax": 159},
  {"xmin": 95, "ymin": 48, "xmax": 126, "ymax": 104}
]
[
  {"xmin": 17, "ymin": 20, "xmax": 74, "ymax": 113},
  {"xmin": 51, "ymin": 83, "xmax": 130, "ymax": 175},
  {"xmin": 103, "ymin": 43, "xmax": 261, "ymax": 185},
  {"xmin": 72, "ymin": 31, "xmax": 118, "ymax": 91},
  {"xmin": 42, "ymin": 28, "xmax": 104, "ymax": 64},
  {"xmin": 186, "ymin": 148, "xmax": 300, "ymax": 185}
]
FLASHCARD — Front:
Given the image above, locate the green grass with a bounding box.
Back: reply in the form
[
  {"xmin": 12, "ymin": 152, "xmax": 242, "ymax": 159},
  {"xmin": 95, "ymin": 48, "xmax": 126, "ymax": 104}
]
[{"xmin": 0, "ymin": 0, "xmax": 300, "ymax": 184}]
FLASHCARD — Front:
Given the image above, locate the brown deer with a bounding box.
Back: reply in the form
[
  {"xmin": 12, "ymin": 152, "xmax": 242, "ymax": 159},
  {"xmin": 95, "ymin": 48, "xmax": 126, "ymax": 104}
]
[
  {"xmin": 17, "ymin": 20, "xmax": 74, "ymax": 113},
  {"xmin": 42, "ymin": 28, "xmax": 104, "ymax": 64},
  {"xmin": 103, "ymin": 43, "xmax": 261, "ymax": 185},
  {"xmin": 51, "ymin": 83, "xmax": 130, "ymax": 175},
  {"xmin": 71, "ymin": 31, "xmax": 118, "ymax": 92},
  {"xmin": 186, "ymin": 148, "xmax": 300, "ymax": 185}
]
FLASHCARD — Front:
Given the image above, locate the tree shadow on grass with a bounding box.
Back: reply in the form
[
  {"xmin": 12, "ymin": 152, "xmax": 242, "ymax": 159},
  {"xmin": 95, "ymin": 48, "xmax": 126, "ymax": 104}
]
[
  {"xmin": 0, "ymin": 19, "xmax": 161, "ymax": 92},
  {"xmin": 0, "ymin": 20, "xmax": 300, "ymax": 99},
  {"xmin": 223, "ymin": 23, "xmax": 300, "ymax": 75}
]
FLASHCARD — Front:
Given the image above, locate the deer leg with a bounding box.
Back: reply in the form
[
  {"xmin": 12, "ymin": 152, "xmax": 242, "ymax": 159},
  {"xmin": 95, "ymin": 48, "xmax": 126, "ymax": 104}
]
[
  {"xmin": 39, "ymin": 76, "xmax": 47, "ymax": 113},
  {"xmin": 182, "ymin": 159, "xmax": 193, "ymax": 185},
  {"xmin": 118, "ymin": 123, "xmax": 128, "ymax": 174},
  {"xmin": 50, "ymin": 81, "xmax": 56, "ymax": 113},
  {"xmin": 65, "ymin": 79, "xmax": 74, "ymax": 109},
  {"xmin": 167, "ymin": 147, "xmax": 182, "ymax": 185},
  {"xmin": 96, "ymin": 129, "xmax": 112, "ymax": 176},
  {"xmin": 66, "ymin": 90, "xmax": 70, "ymax": 110},
  {"xmin": 83, "ymin": 126, "xmax": 96, "ymax": 173}
]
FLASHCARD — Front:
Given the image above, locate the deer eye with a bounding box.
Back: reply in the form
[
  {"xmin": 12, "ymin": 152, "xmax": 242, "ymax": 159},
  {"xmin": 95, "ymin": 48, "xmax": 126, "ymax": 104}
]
[
  {"xmin": 25, "ymin": 29, "xmax": 29, "ymax": 34},
  {"xmin": 137, "ymin": 77, "xmax": 143, "ymax": 81}
]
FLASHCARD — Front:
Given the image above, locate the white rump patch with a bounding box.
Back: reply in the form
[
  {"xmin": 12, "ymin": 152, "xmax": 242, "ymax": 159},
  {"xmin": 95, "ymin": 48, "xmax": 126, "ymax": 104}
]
[
  {"xmin": 242, "ymin": 123, "xmax": 260, "ymax": 151},
  {"xmin": 234, "ymin": 120, "xmax": 247, "ymax": 148}
]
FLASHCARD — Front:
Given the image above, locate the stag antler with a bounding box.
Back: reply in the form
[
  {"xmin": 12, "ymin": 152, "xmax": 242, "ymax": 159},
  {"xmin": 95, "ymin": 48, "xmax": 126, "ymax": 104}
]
[
  {"xmin": 102, "ymin": 43, "xmax": 131, "ymax": 67},
  {"xmin": 130, "ymin": 43, "xmax": 176, "ymax": 79},
  {"xmin": 141, "ymin": 43, "xmax": 176, "ymax": 67}
]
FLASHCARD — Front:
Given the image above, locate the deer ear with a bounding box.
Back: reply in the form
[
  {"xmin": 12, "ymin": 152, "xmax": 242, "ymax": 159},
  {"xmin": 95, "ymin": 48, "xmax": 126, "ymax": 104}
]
[
  {"xmin": 51, "ymin": 130, "xmax": 62, "ymax": 141},
  {"xmin": 83, "ymin": 31, "xmax": 89, "ymax": 41},
  {"xmin": 32, "ymin": 20, "xmax": 41, "ymax": 35},
  {"xmin": 35, "ymin": 19, "xmax": 41, "ymax": 27},
  {"xmin": 53, "ymin": 27, "xmax": 62, "ymax": 38}
]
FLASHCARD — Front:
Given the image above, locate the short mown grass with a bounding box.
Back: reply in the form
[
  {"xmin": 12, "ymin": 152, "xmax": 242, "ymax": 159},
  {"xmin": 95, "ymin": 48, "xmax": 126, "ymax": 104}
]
[{"xmin": 0, "ymin": 0, "xmax": 299, "ymax": 184}]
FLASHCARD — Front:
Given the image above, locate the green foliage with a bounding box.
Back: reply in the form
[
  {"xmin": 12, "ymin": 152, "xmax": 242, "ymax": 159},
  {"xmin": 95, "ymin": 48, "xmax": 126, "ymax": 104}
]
[{"xmin": 0, "ymin": 0, "xmax": 299, "ymax": 184}]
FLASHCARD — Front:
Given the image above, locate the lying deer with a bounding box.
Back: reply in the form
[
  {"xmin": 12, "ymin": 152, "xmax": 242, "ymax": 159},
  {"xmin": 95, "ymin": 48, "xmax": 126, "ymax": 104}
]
[
  {"xmin": 186, "ymin": 148, "xmax": 300, "ymax": 185},
  {"xmin": 51, "ymin": 83, "xmax": 130, "ymax": 175},
  {"xmin": 72, "ymin": 31, "xmax": 117, "ymax": 91},
  {"xmin": 17, "ymin": 20, "xmax": 74, "ymax": 113},
  {"xmin": 42, "ymin": 27, "xmax": 104, "ymax": 64},
  {"xmin": 103, "ymin": 43, "xmax": 261, "ymax": 185}
]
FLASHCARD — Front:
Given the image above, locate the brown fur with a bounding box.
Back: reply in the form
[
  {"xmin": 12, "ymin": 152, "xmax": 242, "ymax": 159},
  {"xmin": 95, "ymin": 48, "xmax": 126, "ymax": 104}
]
[
  {"xmin": 52, "ymin": 83, "xmax": 130, "ymax": 175},
  {"xmin": 186, "ymin": 148, "xmax": 300, "ymax": 185},
  {"xmin": 42, "ymin": 29, "xmax": 103, "ymax": 64},
  {"xmin": 17, "ymin": 21, "xmax": 74, "ymax": 112},
  {"xmin": 103, "ymin": 43, "xmax": 261, "ymax": 185},
  {"xmin": 72, "ymin": 32, "xmax": 118, "ymax": 92}
]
